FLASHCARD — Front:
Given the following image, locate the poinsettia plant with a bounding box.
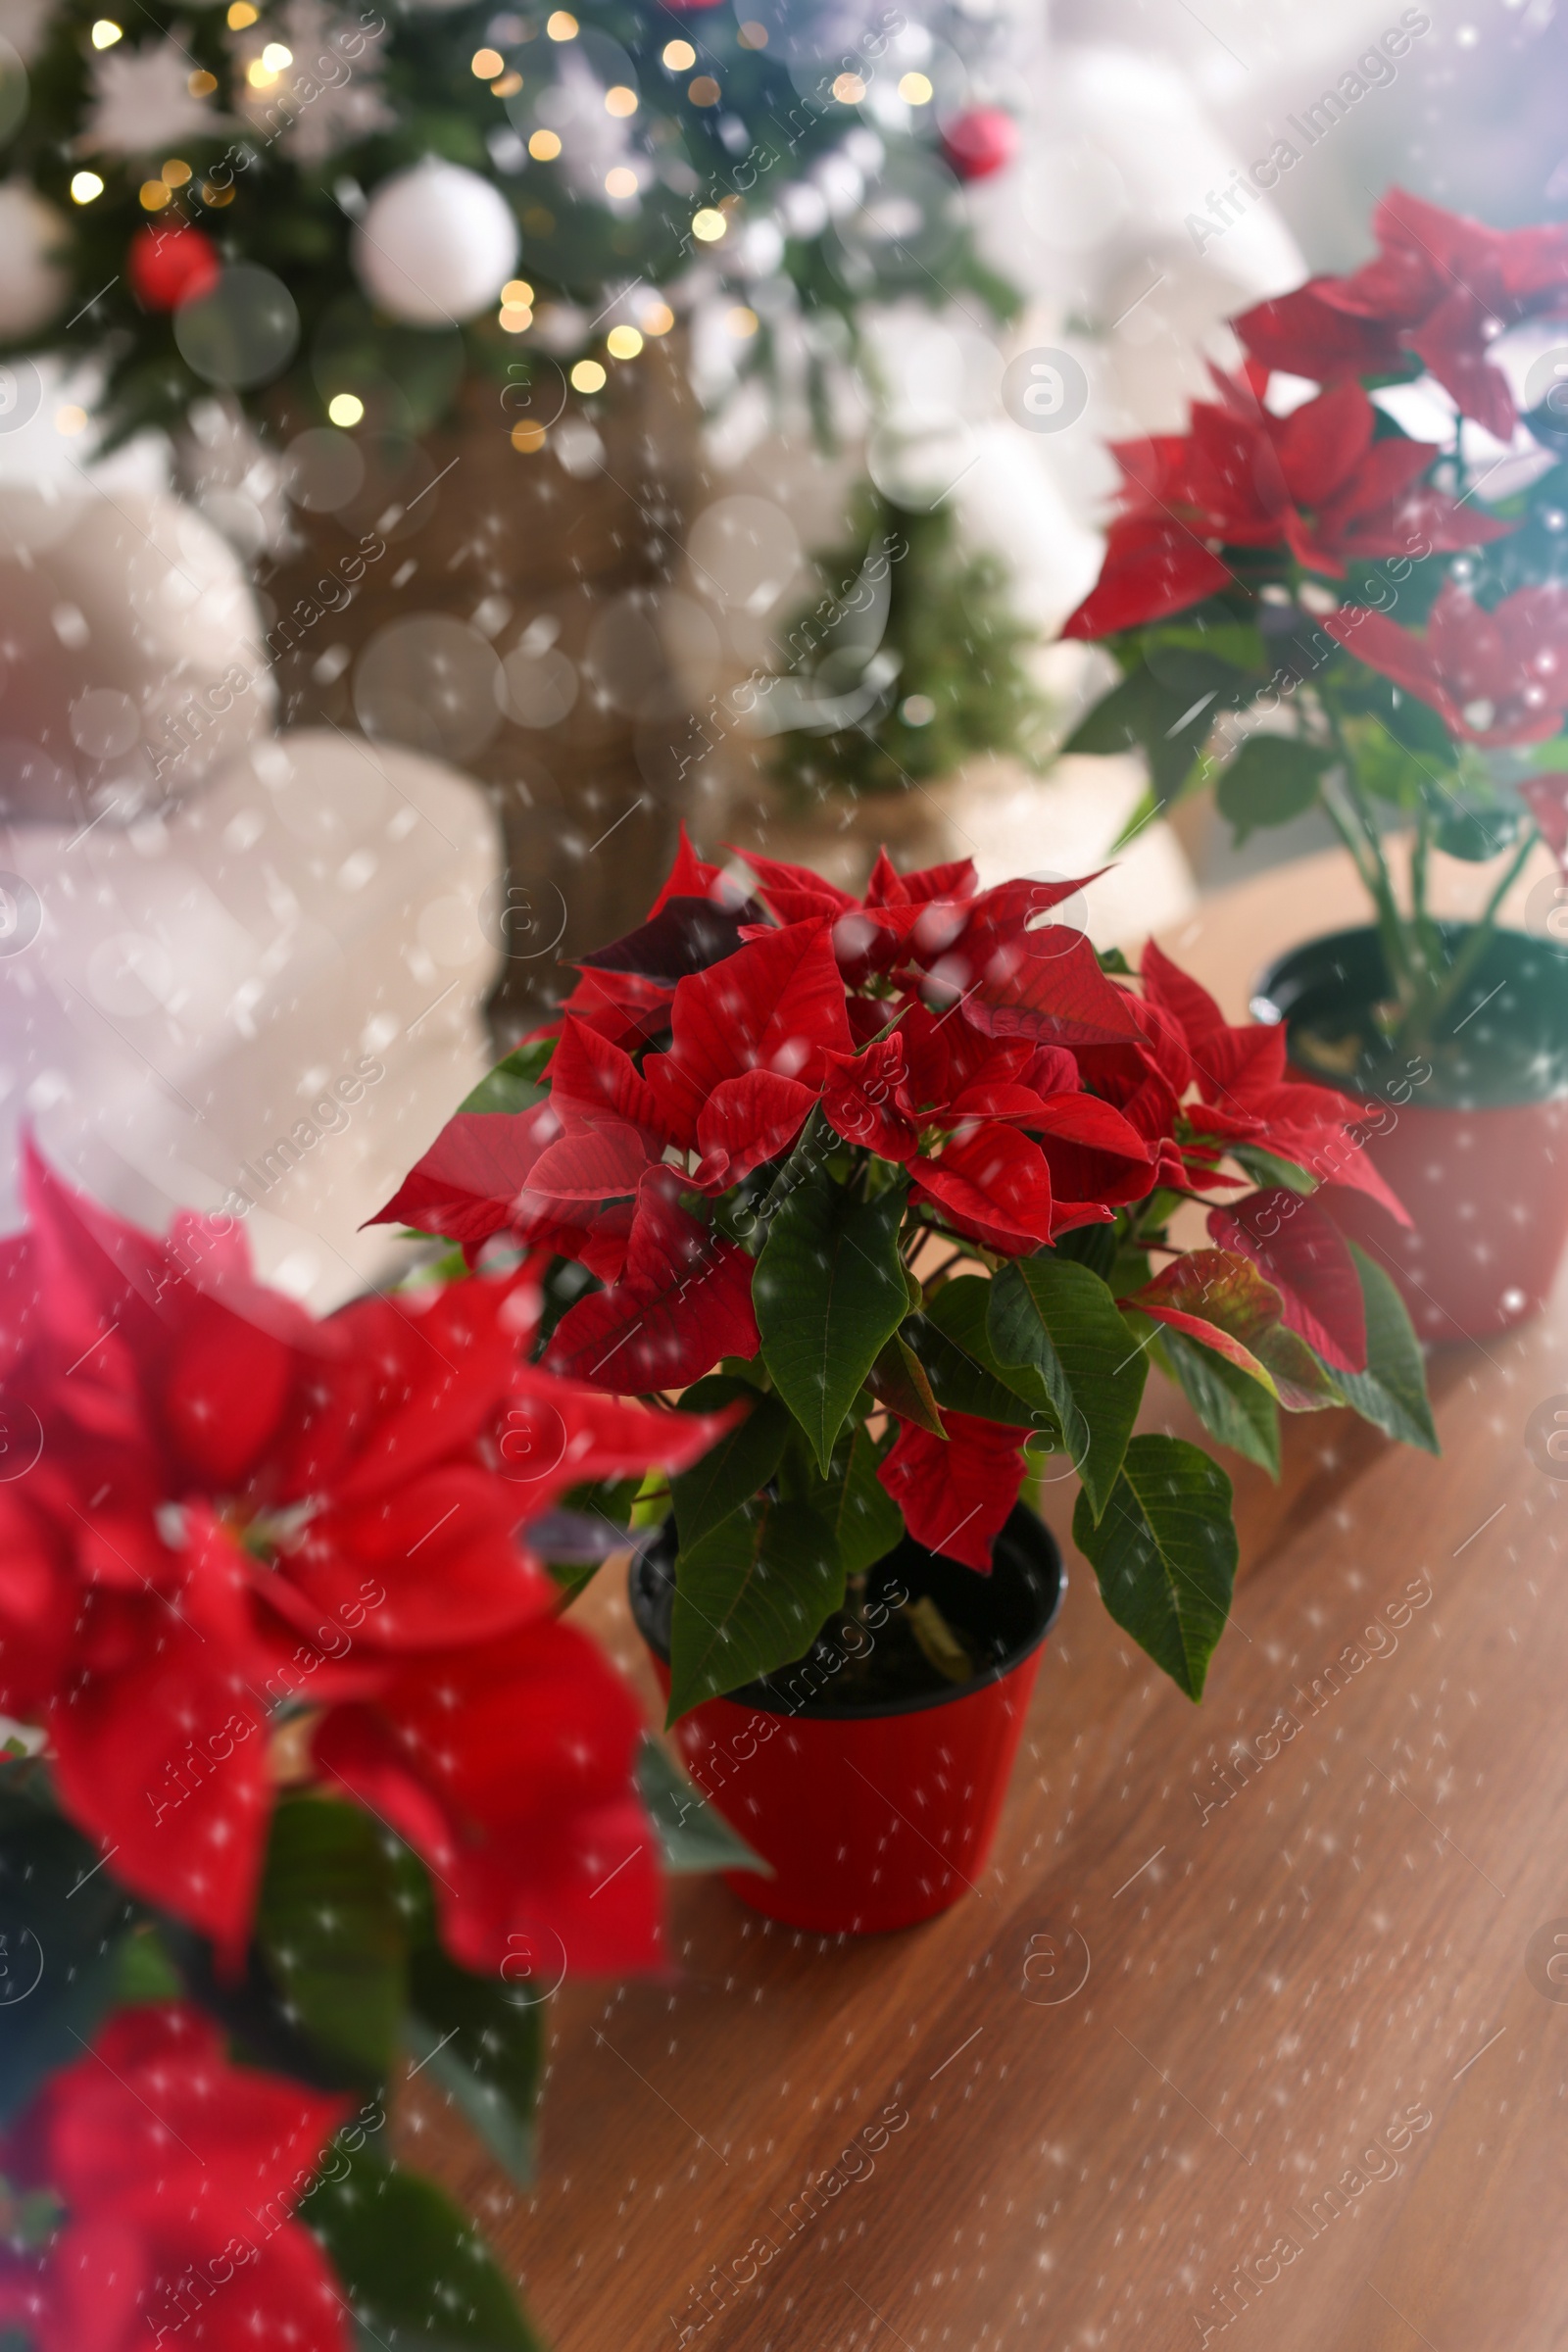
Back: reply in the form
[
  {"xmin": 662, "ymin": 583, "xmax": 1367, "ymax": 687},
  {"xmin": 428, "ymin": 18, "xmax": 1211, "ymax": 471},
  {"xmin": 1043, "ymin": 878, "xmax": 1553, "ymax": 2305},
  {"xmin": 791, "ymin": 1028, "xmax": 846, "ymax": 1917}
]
[
  {"xmin": 376, "ymin": 830, "xmax": 1438, "ymax": 1715},
  {"xmin": 0, "ymin": 1145, "xmax": 740, "ymax": 2350},
  {"xmin": 1059, "ymin": 186, "xmax": 1568, "ymax": 1063}
]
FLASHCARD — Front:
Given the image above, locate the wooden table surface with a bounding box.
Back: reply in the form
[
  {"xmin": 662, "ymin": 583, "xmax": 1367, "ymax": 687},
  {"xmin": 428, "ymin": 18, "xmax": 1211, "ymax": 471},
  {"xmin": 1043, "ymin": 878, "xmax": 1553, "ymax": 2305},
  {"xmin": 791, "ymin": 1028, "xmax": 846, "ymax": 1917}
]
[{"xmin": 411, "ymin": 850, "xmax": 1568, "ymax": 2352}]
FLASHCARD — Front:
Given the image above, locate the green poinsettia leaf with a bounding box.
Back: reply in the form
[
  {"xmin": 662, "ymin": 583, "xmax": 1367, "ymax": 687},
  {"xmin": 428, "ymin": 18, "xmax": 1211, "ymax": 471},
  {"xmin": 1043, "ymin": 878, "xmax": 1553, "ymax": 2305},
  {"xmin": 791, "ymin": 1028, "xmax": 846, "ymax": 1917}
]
[
  {"xmin": 1215, "ymin": 735, "xmax": 1333, "ymax": 843},
  {"xmin": 988, "ymin": 1257, "xmax": 1147, "ymax": 1519},
  {"xmin": 904, "ymin": 1280, "xmax": 1050, "ymax": 1431},
  {"xmin": 754, "ymin": 1168, "xmax": 909, "ymax": 1471},
  {"xmin": 302, "ymin": 2142, "xmax": 542, "ymax": 2352},
  {"xmin": 1153, "ymin": 1327, "xmax": 1282, "ymax": 1479},
  {"xmin": 1063, "ymin": 653, "xmax": 1247, "ymax": 808},
  {"xmin": 0, "ymin": 1769, "xmax": 137, "ymax": 2123},
  {"xmin": 256, "ymin": 1795, "xmax": 408, "ymax": 2090},
  {"xmin": 667, "ymin": 1496, "xmax": 843, "ymax": 1721},
  {"xmin": 671, "ymin": 1390, "xmax": 792, "ymax": 1550},
  {"xmin": 403, "ymin": 1944, "xmax": 543, "ymax": 2190},
  {"xmin": 458, "ymin": 1043, "xmax": 552, "ymax": 1116},
  {"xmin": 637, "ymin": 1736, "xmax": 770, "ymax": 1876},
  {"xmin": 1335, "ymin": 1243, "xmax": 1439, "ymax": 1453},
  {"xmin": 1227, "ymin": 1142, "xmax": 1318, "ymax": 1196},
  {"xmin": 1072, "ymin": 1434, "xmax": 1237, "ymax": 1700},
  {"xmin": 865, "ymin": 1334, "xmax": 946, "ymax": 1435},
  {"xmin": 795, "ymin": 1417, "xmax": 905, "ymax": 1578},
  {"xmin": 1255, "ymin": 1322, "xmax": 1347, "ymax": 1411}
]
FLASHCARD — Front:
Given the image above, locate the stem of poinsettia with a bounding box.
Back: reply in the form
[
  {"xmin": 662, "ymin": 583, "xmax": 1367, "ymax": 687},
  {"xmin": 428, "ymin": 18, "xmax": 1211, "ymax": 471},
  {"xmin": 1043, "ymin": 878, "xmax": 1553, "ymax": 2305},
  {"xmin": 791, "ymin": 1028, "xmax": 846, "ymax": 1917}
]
[
  {"xmin": 1317, "ymin": 761, "xmax": 1412, "ymax": 1004},
  {"xmin": 1410, "ymin": 801, "xmax": 1430, "ymax": 938},
  {"xmin": 1400, "ymin": 824, "xmax": 1539, "ymax": 1047}
]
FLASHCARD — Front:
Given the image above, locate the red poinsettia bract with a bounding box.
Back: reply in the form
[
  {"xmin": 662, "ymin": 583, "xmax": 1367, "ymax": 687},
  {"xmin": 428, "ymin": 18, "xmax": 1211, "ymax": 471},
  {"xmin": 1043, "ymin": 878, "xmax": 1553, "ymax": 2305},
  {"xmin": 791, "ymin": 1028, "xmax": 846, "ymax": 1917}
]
[
  {"xmin": 1324, "ymin": 583, "xmax": 1568, "ymax": 747},
  {"xmin": 378, "ymin": 837, "xmax": 1396, "ymax": 1575},
  {"xmin": 1060, "ymin": 371, "xmax": 1500, "ymax": 639},
  {"xmin": 1234, "ymin": 187, "xmax": 1568, "ymax": 441},
  {"xmin": 0, "ymin": 2004, "xmax": 350, "ymax": 2352},
  {"xmin": 0, "ymin": 1146, "xmax": 726, "ymax": 1971}
]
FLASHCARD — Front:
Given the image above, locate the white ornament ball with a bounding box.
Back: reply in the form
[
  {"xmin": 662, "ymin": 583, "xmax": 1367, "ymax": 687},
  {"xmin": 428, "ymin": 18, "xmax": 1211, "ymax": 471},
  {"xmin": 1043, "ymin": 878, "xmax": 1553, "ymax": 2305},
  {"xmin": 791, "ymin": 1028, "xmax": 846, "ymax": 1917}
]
[
  {"xmin": 0, "ymin": 183, "xmax": 69, "ymax": 338},
  {"xmin": 353, "ymin": 161, "xmax": 519, "ymax": 326}
]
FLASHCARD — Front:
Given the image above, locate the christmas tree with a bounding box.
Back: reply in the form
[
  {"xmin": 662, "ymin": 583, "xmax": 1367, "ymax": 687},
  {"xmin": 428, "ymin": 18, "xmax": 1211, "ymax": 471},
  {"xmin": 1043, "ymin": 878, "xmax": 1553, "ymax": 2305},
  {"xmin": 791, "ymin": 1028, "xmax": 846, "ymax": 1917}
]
[{"xmin": 0, "ymin": 0, "xmax": 1020, "ymax": 445}]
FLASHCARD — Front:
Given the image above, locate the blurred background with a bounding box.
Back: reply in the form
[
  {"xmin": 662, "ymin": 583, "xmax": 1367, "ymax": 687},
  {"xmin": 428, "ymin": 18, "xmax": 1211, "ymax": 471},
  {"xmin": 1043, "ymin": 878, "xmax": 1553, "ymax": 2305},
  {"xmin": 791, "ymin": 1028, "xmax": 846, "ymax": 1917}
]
[{"xmin": 0, "ymin": 0, "xmax": 1558, "ymax": 1302}]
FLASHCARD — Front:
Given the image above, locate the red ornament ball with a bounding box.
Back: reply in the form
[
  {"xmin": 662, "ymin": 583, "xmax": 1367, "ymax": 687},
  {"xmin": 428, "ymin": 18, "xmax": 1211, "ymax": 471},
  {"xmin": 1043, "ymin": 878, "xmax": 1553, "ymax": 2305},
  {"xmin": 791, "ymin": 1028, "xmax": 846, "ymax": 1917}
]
[
  {"xmin": 127, "ymin": 223, "xmax": 221, "ymax": 313},
  {"xmin": 941, "ymin": 107, "xmax": 1018, "ymax": 182}
]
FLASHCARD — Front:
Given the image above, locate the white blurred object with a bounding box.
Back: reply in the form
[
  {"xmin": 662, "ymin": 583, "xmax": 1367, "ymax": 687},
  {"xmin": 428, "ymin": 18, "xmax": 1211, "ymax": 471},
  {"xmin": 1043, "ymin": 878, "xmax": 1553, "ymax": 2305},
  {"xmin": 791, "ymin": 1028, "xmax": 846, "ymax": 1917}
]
[
  {"xmin": 0, "ymin": 0, "xmax": 51, "ymax": 59},
  {"xmin": 0, "ymin": 729, "xmax": 500, "ymax": 1310},
  {"xmin": 0, "ymin": 184, "xmax": 69, "ymax": 339},
  {"xmin": 943, "ymin": 38, "xmax": 1312, "ymax": 641},
  {"xmin": 922, "ymin": 751, "xmax": 1197, "ymax": 950},
  {"xmin": 81, "ymin": 34, "xmax": 223, "ymax": 157},
  {"xmin": 353, "ymin": 160, "xmax": 519, "ymax": 325},
  {"xmin": 0, "ymin": 356, "xmax": 169, "ymax": 504},
  {"xmin": 0, "ymin": 487, "xmax": 274, "ymax": 821}
]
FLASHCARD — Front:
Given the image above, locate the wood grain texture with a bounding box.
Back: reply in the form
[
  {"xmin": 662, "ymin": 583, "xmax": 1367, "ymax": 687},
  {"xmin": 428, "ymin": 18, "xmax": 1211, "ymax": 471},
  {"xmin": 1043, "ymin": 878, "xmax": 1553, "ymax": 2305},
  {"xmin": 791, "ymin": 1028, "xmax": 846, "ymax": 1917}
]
[{"xmin": 401, "ymin": 863, "xmax": 1568, "ymax": 2351}]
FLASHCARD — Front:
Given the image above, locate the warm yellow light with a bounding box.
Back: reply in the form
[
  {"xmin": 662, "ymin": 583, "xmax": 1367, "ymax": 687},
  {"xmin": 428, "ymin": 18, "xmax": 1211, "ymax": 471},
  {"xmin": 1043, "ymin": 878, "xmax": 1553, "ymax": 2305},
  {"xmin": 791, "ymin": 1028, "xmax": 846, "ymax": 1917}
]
[
  {"xmin": 691, "ymin": 208, "xmax": 725, "ymax": 241},
  {"xmin": 898, "ymin": 71, "xmax": 932, "ymax": 103},
  {"xmin": 471, "ymin": 46, "xmax": 504, "ymax": 76},
  {"xmin": 327, "ymin": 392, "xmax": 365, "ymax": 426},
  {"xmin": 502, "ymin": 278, "xmax": 534, "ymax": 306},
  {"xmin": 606, "ymin": 323, "xmax": 642, "ymax": 359},
  {"xmin": 546, "ymin": 10, "xmax": 577, "ymax": 35},
  {"xmin": 139, "ymin": 179, "xmax": 171, "ymax": 210},
  {"xmin": 226, "ymin": 1, "xmax": 257, "ymax": 24},
  {"xmin": 246, "ymin": 58, "xmax": 276, "ymax": 85},
  {"xmin": 70, "ymin": 171, "xmax": 104, "ymax": 204},
  {"xmin": 726, "ymin": 305, "xmax": 758, "ymax": 338},
  {"xmin": 90, "ymin": 18, "xmax": 122, "ymax": 45},
  {"xmin": 528, "ymin": 128, "xmax": 561, "ymax": 160},
  {"xmin": 202, "ymin": 179, "xmax": 234, "ymax": 206},
  {"xmin": 832, "ymin": 72, "xmax": 865, "ymax": 102},
  {"xmin": 605, "ymin": 83, "xmax": 637, "ymax": 116},
  {"xmin": 55, "ymin": 405, "xmax": 88, "ymax": 435},
  {"xmin": 642, "ymin": 301, "xmax": 674, "ymax": 336},
  {"xmin": 499, "ymin": 303, "xmax": 533, "ymax": 332},
  {"xmin": 511, "ymin": 419, "xmax": 546, "ymax": 453},
  {"xmin": 737, "ymin": 20, "xmax": 767, "ymax": 46},
  {"xmin": 604, "ymin": 166, "xmax": 638, "ymax": 200},
  {"xmin": 162, "ymin": 158, "xmax": 191, "ymax": 186},
  {"xmin": 570, "ymin": 359, "xmax": 606, "ymax": 393},
  {"xmin": 688, "ymin": 74, "xmax": 719, "ymax": 104},
  {"xmin": 492, "ymin": 70, "xmax": 521, "ymax": 93},
  {"xmin": 187, "ymin": 68, "xmax": 218, "ymax": 93},
  {"xmin": 662, "ymin": 38, "xmax": 695, "ymax": 69},
  {"xmin": 261, "ymin": 41, "xmax": 292, "ymax": 70}
]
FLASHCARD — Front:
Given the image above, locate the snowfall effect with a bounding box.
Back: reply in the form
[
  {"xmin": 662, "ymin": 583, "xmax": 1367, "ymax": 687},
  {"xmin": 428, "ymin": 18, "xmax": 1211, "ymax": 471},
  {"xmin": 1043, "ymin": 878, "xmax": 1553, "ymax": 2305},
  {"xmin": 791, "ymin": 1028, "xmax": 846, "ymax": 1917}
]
[{"xmin": 0, "ymin": 0, "xmax": 1565, "ymax": 2345}]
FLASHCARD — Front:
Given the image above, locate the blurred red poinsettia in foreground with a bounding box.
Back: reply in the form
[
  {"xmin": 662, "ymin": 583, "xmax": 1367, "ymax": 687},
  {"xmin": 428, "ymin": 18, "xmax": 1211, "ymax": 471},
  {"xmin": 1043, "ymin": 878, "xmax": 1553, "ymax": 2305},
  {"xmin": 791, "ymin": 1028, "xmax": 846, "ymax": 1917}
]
[
  {"xmin": 0, "ymin": 1145, "xmax": 727, "ymax": 1971},
  {"xmin": 0, "ymin": 2004, "xmax": 351, "ymax": 2352}
]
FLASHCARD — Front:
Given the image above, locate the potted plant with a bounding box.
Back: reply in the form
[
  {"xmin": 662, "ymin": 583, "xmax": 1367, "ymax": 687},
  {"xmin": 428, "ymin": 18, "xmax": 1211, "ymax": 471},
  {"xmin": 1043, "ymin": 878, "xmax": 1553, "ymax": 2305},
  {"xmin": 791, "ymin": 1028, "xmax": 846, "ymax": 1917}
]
[
  {"xmin": 375, "ymin": 829, "xmax": 1439, "ymax": 1935},
  {"xmin": 1058, "ymin": 185, "xmax": 1568, "ymax": 1344}
]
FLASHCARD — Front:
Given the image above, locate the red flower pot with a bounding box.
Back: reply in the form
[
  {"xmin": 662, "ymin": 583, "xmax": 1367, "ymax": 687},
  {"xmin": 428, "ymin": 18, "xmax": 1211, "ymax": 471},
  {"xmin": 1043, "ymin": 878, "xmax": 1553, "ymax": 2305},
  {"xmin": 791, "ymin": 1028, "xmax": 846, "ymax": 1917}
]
[
  {"xmin": 1254, "ymin": 925, "xmax": 1568, "ymax": 1343},
  {"xmin": 628, "ymin": 1506, "xmax": 1063, "ymax": 1936}
]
